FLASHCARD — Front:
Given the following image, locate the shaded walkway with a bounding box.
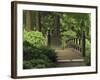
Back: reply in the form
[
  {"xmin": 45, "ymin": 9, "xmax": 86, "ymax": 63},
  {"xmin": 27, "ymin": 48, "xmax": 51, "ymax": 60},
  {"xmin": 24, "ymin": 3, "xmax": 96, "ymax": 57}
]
[{"xmin": 55, "ymin": 48, "xmax": 86, "ymax": 67}]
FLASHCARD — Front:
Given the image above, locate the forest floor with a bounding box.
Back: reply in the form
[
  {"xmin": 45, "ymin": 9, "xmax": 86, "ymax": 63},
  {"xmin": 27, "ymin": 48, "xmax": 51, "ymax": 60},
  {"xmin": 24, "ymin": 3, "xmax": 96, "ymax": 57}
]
[{"xmin": 55, "ymin": 48, "xmax": 86, "ymax": 67}]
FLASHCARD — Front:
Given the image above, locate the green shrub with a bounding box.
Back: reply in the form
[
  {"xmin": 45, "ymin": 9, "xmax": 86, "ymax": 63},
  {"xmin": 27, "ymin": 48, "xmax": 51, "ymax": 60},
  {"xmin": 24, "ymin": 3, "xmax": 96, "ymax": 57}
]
[
  {"xmin": 61, "ymin": 30, "xmax": 76, "ymax": 39},
  {"xmin": 23, "ymin": 60, "xmax": 33, "ymax": 69},
  {"xmin": 40, "ymin": 47, "xmax": 57, "ymax": 62},
  {"xmin": 23, "ymin": 41, "xmax": 38, "ymax": 60},
  {"xmin": 23, "ymin": 41, "xmax": 57, "ymax": 69},
  {"xmin": 24, "ymin": 30, "xmax": 46, "ymax": 48},
  {"xmin": 85, "ymin": 39, "xmax": 91, "ymax": 66},
  {"xmin": 23, "ymin": 59, "xmax": 56, "ymax": 69}
]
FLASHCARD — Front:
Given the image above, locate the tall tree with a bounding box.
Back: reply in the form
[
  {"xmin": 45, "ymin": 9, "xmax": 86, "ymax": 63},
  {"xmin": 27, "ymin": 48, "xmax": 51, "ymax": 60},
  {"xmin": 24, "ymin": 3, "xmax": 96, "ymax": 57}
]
[
  {"xmin": 54, "ymin": 15, "xmax": 60, "ymax": 36},
  {"xmin": 26, "ymin": 11, "xmax": 33, "ymax": 31},
  {"xmin": 36, "ymin": 12, "xmax": 41, "ymax": 31}
]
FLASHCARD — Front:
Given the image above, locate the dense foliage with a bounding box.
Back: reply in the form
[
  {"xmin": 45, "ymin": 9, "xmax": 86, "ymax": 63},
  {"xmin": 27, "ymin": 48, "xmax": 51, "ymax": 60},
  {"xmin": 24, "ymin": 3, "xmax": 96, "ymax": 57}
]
[
  {"xmin": 41, "ymin": 12, "xmax": 54, "ymax": 36},
  {"xmin": 24, "ymin": 30, "xmax": 46, "ymax": 48},
  {"xmin": 23, "ymin": 39, "xmax": 57, "ymax": 69},
  {"xmin": 61, "ymin": 30, "xmax": 76, "ymax": 49},
  {"xmin": 85, "ymin": 39, "xmax": 91, "ymax": 65}
]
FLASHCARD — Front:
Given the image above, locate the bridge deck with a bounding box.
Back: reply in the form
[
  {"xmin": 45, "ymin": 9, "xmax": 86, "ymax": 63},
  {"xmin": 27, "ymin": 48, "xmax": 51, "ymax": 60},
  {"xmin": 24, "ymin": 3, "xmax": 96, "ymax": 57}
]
[
  {"xmin": 55, "ymin": 48, "xmax": 85, "ymax": 67},
  {"xmin": 56, "ymin": 48, "xmax": 83, "ymax": 60}
]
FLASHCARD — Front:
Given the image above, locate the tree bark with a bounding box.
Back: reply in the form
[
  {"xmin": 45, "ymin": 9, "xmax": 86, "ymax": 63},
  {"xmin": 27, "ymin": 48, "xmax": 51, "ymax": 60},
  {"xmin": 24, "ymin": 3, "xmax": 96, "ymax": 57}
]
[
  {"xmin": 26, "ymin": 11, "xmax": 33, "ymax": 31},
  {"xmin": 54, "ymin": 15, "xmax": 60, "ymax": 36},
  {"xmin": 36, "ymin": 12, "xmax": 41, "ymax": 31}
]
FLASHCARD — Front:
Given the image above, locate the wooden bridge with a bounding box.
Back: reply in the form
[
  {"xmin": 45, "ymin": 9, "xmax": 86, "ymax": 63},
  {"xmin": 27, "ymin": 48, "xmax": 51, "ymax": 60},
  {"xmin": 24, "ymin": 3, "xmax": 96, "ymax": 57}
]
[{"xmin": 50, "ymin": 31, "xmax": 86, "ymax": 67}]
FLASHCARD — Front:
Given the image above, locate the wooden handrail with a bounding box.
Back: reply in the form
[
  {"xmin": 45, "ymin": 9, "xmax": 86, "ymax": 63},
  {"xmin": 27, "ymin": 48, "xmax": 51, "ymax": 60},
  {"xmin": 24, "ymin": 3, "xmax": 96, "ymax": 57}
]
[{"xmin": 67, "ymin": 31, "xmax": 86, "ymax": 57}]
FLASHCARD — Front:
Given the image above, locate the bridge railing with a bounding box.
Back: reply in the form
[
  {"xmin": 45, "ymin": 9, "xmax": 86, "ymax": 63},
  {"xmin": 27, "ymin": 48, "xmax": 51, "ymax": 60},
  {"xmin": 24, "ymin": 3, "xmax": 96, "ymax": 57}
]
[{"xmin": 67, "ymin": 31, "xmax": 86, "ymax": 57}]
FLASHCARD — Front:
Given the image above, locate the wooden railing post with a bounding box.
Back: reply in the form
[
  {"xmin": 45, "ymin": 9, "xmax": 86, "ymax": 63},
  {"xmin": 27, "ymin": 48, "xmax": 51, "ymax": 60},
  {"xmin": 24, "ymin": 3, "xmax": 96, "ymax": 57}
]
[
  {"xmin": 79, "ymin": 38, "xmax": 81, "ymax": 45},
  {"xmin": 48, "ymin": 29, "xmax": 51, "ymax": 46},
  {"xmin": 74, "ymin": 38, "xmax": 75, "ymax": 43},
  {"xmin": 82, "ymin": 31, "xmax": 86, "ymax": 57},
  {"xmin": 67, "ymin": 36, "xmax": 85, "ymax": 54}
]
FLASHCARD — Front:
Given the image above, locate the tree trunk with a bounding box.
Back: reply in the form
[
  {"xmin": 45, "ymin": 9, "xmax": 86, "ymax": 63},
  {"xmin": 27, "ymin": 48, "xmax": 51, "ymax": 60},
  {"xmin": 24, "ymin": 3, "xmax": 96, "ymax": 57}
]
[
  {"xmin": 36, "ymin": 12, "xmax": 41, "ymax": 31},
  {"xmin": 54, "ymin": 15, "xmax": 60, "ymax": 36},
  {"xmin": 82, "ymin": 31, "xmax": 86, "ymax": 57},
  {"xmin": 26, "ymin": 11, "xmax": 33, "ymax": 31},
  {"xmin": 50, "ymin": 15, "xmax": 61, "ymax": 47}
]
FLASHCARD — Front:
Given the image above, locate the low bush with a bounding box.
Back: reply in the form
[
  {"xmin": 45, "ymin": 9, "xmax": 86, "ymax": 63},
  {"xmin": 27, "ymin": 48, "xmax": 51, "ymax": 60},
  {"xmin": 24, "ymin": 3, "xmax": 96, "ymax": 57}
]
[
  {"xmin": 23, "ymin": 41, "xmax": 57, "ymax": 69},
  {"xmin": 40, "ymin": 47, "xmax": 57, "ymax": 62},
  {"xmin": 24, "ymin": 30, "xmax": 46, "ymax": 48},
  {"xmin": 23, "ymin": 58, "xmax": 55, "ymax": 69},
  {"xmin": 85, "ymin": 39, "xmax": 91, "ymax": 66}
]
